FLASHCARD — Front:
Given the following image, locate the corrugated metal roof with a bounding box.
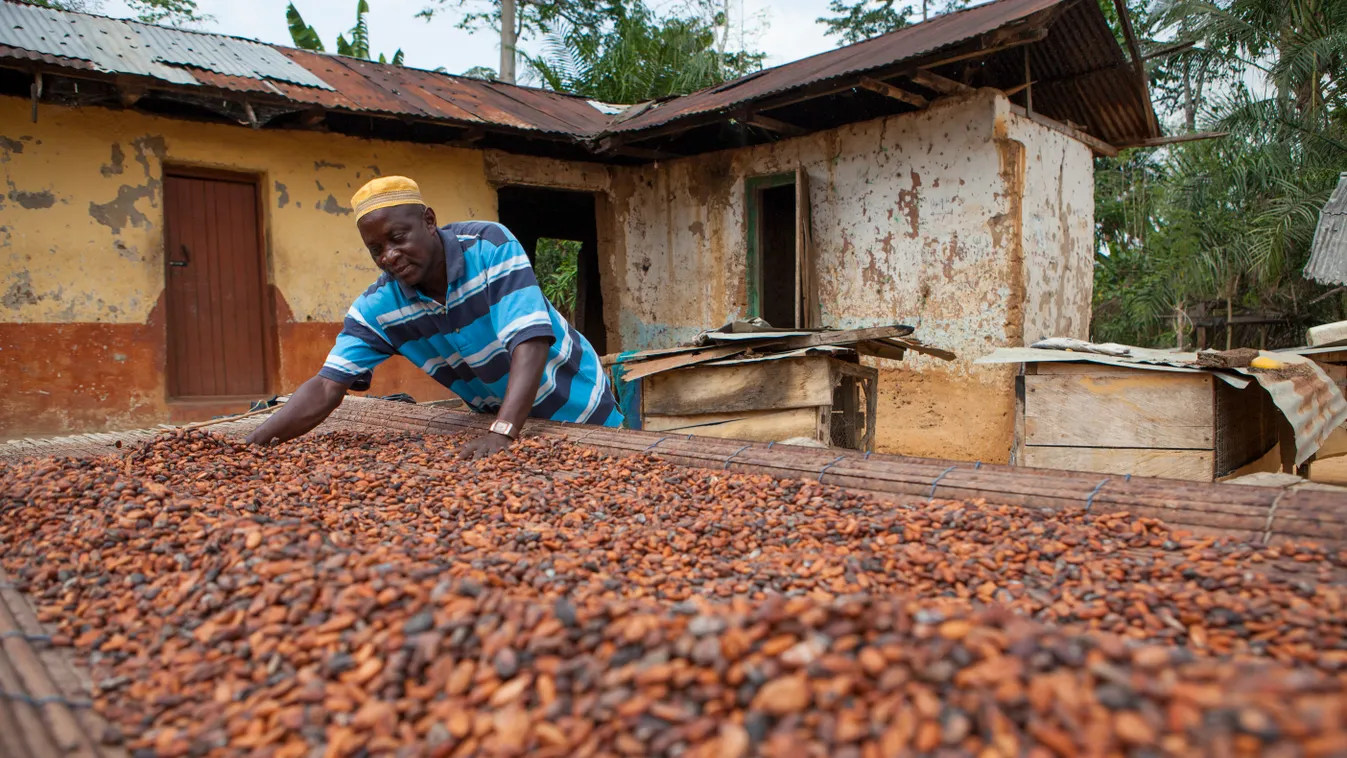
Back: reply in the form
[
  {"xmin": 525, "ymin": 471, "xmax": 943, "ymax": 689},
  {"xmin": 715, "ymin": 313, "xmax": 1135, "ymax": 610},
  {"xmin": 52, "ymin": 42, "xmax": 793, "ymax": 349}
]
[
  {"xmin": 1305, "ymin": 173, "xmax": 1347, "ymax": 286},
  {"xmin": 601, "ymin": 0, "xmax": 1156, "ymax": 146},
  {"xmin": 0, "ymin": 0, "xmax": 1155, "ymax": 148},
  {"xmin": 0, "ymin": 0, "xmax": 331, "ymax": 88},
  {"xmin": 264, "ymin": 48, "xmax": 615, "ymax": 136}
]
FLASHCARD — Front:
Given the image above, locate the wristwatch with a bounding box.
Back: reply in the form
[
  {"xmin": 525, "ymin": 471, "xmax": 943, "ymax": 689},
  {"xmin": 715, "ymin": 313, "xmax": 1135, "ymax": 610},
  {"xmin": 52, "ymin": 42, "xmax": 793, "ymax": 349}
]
[{"xmin": 489, "ymin": 420, "xmax": 518, "ymax": 441}]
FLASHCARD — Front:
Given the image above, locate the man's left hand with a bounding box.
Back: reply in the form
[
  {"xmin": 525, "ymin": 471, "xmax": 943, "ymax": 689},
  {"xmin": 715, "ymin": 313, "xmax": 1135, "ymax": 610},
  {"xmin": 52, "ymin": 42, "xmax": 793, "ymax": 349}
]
[{"xmin": 456, "ymin": 432, "xmax": 513, "ymax": 460}]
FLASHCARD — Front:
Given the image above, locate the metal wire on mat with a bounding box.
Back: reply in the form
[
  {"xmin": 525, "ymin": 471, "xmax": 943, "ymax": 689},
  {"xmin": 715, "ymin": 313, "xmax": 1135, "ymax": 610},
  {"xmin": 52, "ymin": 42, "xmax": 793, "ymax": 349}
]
[
  {"xmin": 0, "ymin": 631, "xmax": 51, "ymax": 644},
  {"xmin": 1084, "ymin": 478, "xmax": 1112, "ymax": 513},
  {"xmin": 722, "ymin": 445, "xmax": 752, "ymax": 470},
  {"xmin": 818, "ymin": 456, "xmax": 846, "ymax": 482},
  {"xmin": 0, "ymin": 690, "xmax": 93, "ymax": 709},
  {"xmin": 928, "ymin": 465, "xmax": 959, "ymax": 501}
]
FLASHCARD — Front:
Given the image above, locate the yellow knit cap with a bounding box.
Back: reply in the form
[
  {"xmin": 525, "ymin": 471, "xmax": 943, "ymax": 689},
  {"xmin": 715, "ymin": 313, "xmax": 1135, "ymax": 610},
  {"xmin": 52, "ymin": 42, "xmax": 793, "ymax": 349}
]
[{"xmin": 351, "ymin": 176, "xmax": 424, "ymax": 221}]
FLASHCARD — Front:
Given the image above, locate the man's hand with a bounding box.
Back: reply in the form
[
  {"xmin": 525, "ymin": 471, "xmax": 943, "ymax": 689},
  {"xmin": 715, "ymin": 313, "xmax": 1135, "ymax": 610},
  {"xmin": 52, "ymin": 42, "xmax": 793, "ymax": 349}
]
[
  {"xmin": 454, "ymin": 337, "xmax": 548, "ymax": 460},
  {"xmin": 244, "ymin": 376, "xmax": 348, "ymax": 446},
  {"xmin": 456, "ymin": 432, "xmax": 513, "ymax": 460}
]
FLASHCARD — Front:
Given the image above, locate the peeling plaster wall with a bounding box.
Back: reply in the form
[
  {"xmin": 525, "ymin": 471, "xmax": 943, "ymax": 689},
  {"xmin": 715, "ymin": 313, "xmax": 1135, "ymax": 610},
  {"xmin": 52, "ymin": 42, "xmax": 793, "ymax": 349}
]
[
  {"xmin": 607, "ymin": 90, "xmax": 1096, "ymax": 462},
  {"xmin": 1004, "ymin": 109, "xmax": 1095, "ymax": 343},
  {"xmin": 0, "ymin": 96, "xmax": 499, "ymax": 436}
]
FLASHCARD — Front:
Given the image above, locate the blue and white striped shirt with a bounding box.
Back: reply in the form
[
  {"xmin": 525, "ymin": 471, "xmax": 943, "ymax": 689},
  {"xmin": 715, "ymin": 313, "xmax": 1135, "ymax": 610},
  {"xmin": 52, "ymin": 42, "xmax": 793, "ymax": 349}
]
[{"xmin": 319, "ymin": 221, "xmax": 622, "ymax": 427}]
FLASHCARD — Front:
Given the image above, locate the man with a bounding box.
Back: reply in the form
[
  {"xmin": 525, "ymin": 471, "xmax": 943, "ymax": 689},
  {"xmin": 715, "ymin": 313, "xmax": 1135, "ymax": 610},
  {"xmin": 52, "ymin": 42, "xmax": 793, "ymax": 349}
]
[{"xmin": 246, "ymin": 176, "xmax": 621, "ymax": 458}]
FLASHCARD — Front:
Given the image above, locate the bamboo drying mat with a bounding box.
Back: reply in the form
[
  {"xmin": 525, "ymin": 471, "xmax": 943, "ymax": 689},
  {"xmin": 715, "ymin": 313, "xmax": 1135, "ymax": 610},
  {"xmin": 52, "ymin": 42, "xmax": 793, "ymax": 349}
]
[
  {"xmin": 1, "ymin": 567, "xmax": 128, "ymax": 758},
  {"xmin": 1, "ymin": 398, "xmax": 1345, "ymax": 753},
  {"xmin": 5, "ymin": 396, "xmax": 1347, "ymax": 549}
]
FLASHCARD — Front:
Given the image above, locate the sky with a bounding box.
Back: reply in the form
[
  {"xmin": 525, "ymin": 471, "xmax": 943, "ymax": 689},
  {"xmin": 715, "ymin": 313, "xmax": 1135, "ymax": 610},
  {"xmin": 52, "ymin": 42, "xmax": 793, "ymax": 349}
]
[{"xmin": 94, "ymin": 0, "xmax": 849, "ymax": 80}]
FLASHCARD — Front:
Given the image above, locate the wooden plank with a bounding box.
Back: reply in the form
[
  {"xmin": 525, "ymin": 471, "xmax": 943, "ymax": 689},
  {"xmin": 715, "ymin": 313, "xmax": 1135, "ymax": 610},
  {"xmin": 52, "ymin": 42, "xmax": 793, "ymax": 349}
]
[
  {"xmin": 643, "ymin": 407, "xmax": 822, "ymax": 442},
  {"xmin": 856, "ymin": 340, "xmax": 907, "ymax": 362},
  {"xmin": 601, "ymin": 343, "xmax": 719, "ymax": 368},
  {"xmin": 831, "ymin": 360, "xmax": 879, "ymax": 382},
  {"xmin": 1011, "ymin": 372, "xmax": 1026, "ymax": 466},
  {"xmin": 743, "ymin": 113, "xmax": 807, "ymax": 137},
  {"xmin": 643, "ymin": 356, "xmax": 833, "ymax": 416},
  {"xmin": 777, "ymin": 324, "xmax": 913, "ymax": 350},
  {"xmin": 858, "ymin": 77, "xmax": 929, "ymax": 108},
  {"xmin": 618, "ymin": 344, "xmax": 762, "ymax": 381},
  {"xmin": 1022, "ymin": 446, "xmax": 1214, "ymax": 482},
  {"xmin": 863, "ymin": 370, "xmax": 877, "ymax": 453},
  {"xmin": 1024, "ymin": 372, "xmax": 1215, "ymax": 449},
  {"xmin": 796, "ymin": 167, "xmax": 820, "ymax": 329},
  {"xmin": 1034, "ymin": 362, "xmax": 1189, "ymax": 377},
  {"xmin": 886, "ymin": 337, "xmax": 955, "ymax": 361},
  {"xmin": 909, "ymin": 69, "xmax": 973, "ymax": 95},
  {"xmin": 1114, "ymin": 131, "xmax": 1227, "ymax": 149},
  {"xmin": 1007, "ymin": 104, "xmax": 1119, "ymax": 157}
]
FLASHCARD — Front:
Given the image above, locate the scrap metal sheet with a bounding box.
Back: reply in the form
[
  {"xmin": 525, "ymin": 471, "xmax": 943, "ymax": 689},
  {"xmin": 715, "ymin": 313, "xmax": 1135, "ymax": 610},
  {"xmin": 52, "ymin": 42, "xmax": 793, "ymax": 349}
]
[
  {"xmin": 1232, "ymin": 354, "xmax": 1347, "ymax": 466},
  {"xmin": 976, "ymin": 347, "xmax": 1252, "ymax": 388}
]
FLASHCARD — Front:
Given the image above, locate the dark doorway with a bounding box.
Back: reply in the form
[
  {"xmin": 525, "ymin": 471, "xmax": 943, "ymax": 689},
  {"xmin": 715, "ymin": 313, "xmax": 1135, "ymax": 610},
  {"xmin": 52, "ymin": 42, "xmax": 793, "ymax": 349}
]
[
  {"xmin": 163, "ymin": 169, "xmax": 271, "ymax": 398},
  {"xmin": 496, "ymin": 186, "xmax": 606, "ymax": 354},
  {"xmin": 746, "ymin": 173, "xmax": 801, "ymax": 329},
  {"xmin": 758, "ymin": 184, "xmax": 797, "ymax": 329}
]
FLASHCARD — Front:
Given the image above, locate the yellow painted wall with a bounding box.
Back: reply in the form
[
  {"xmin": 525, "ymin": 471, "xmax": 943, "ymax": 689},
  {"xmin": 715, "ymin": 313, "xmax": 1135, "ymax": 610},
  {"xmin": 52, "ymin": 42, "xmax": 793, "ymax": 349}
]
[
  {"xmin": 0, "ymin": 96, "xmax": 499, "ymax": 435},
  {"xmin": 0, "ymin": 96, "xmax": 497, "ymax": 324}
]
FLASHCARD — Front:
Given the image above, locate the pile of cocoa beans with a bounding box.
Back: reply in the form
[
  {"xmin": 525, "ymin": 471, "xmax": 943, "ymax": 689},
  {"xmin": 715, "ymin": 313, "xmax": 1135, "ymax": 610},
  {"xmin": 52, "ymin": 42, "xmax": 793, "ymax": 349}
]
[{"xmin": 1, "ymin": 430, "xmax": 1344, "ymax": 757}]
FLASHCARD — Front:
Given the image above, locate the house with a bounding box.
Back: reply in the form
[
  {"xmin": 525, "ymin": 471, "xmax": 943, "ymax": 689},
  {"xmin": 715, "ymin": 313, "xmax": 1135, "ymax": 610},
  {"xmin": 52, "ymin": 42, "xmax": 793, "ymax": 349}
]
[
  {"xmin": 0, "ymin": 0, "xmax": 1158, "ymax": 462},
  {"xmin": 1305, "ymin": 172, "xmax": 1347, "ymax": 287}
]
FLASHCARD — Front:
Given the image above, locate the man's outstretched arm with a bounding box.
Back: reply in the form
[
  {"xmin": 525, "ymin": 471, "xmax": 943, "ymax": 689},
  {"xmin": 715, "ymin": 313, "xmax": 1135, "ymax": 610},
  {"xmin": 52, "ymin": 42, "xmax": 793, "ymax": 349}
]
[
  {"xmin": 246, "ymin": 375, "xmax": 349, "ymax": 445},
  {"xmin": 456, "ymin": 336, "xmax": 550, "ymax": 459}
]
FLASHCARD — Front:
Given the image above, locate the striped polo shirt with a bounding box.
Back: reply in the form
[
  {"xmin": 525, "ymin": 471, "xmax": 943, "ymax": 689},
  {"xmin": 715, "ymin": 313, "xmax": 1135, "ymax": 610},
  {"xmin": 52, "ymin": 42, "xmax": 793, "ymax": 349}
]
[{"xmin": 318, "ymin": 221, "xmax": 622, "ymax": 427}]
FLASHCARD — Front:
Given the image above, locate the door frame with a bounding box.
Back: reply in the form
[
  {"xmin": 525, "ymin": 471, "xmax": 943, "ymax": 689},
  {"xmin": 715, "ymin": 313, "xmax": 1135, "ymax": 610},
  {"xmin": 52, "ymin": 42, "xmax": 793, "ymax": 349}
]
[
  {"xmin": 744, "ymin": 172, "xmax": 798, "ymax": 325},
  {"xmin": 161, "ymin": 164, "xmax": 278, "ymax": 400}
]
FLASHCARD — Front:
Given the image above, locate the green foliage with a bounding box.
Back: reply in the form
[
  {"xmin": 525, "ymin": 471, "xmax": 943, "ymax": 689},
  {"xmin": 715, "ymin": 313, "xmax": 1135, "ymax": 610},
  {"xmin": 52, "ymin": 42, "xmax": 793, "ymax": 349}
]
[
  {"xmin": 286, "ymin": 3, "xmax": 325, "ymax": 52},
  {"xmin": 24, "ymin": 0, "xmax": 209, "ymax": 26},
  {"xmin": 125, "ymin": 0, "xmax": 206, "ymax": 26},
  {"xmin": 1091, "ymin": 0, "xmax": 1347, "ymax": 348},
  {"xmin": 418, "ymin": 0, "xmax": 620, "ymax": 42},
  {"xmin": 817, "ymin": 0, "xmax": 912, "ymax": 46},
  {"xmin": 524, "ymin": 1, "xmax": 764, "ymax": 102},
  {"xmin": 534, "ymin": 238, "xmax": 580, "ymax": 317},
  {"xmin": 287, "ymin": 1, "xmax": 403, "ymax": 65},
  {"xmin": 461, "ymin": 66, "xmax": 498, "ymax": 80},
  {"xmin": 816, "ymin": 0, "xmax": 970, "ymax": 45}
]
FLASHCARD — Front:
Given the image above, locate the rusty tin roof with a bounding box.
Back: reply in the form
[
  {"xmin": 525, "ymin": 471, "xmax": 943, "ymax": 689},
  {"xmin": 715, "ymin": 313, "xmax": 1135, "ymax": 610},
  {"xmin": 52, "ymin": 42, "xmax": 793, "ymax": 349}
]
[
  {"xmin": 0, "ymin": 0, "xmax": 1157, "ymax": 151},
  {"xmin": 601, "ymin": 0, "xmax": 1156, "ymax": 146}
]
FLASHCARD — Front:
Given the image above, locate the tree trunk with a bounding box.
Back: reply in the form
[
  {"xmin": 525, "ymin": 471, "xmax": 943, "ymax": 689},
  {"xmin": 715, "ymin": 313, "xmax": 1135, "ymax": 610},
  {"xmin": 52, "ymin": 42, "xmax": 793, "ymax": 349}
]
[
  {"xmin": 500, "ymin": 0, "xmax": 518, "ymax": 84},
  {"xmin": 1175, "ymin": 302, "xmax": 1186, "ymax": 350},
  {"xmin": 1180, "ymin": 17, "xmax": 1196, "ymax": 131}
]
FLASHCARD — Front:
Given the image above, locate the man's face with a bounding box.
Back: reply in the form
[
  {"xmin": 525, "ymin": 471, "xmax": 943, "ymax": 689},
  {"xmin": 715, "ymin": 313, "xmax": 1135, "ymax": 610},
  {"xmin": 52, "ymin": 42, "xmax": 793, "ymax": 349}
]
[{"xmin": 357, "ymin": 204, "xmax": 441, "ymax": 289}]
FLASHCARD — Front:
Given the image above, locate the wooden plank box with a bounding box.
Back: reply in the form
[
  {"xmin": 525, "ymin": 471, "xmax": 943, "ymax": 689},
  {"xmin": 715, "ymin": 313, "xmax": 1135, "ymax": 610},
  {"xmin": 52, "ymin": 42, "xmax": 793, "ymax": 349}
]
[
  {"xmin": 1015, "ymin": 362, "xmax": 1279, "ymax": 481},
  {"xmin": 638, "ymin": 356, "xmax": 879, "ymax": 451}
]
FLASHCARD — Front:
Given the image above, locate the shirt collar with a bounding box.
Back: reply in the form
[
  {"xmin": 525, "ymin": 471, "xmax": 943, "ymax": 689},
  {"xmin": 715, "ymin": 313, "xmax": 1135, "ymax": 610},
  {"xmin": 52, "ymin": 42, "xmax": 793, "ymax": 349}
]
[{"xmin": 397, "ymin": 226, "xmax": 465, "ymax": 301}]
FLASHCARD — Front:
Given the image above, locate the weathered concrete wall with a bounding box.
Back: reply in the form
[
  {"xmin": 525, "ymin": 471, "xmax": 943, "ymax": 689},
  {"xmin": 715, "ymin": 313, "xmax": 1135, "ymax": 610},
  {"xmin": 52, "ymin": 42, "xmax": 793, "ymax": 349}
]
[
  {"xmin": 0, "ymin": 96, "xmax": 499, "ymax": 436},
  {"xmin": 1004, "ymin": 110, "xmax": 1095, "ymax": 343},
  {"xmin": 606, "ymin": 90, "xmax": 1096, "ymax": 462}
]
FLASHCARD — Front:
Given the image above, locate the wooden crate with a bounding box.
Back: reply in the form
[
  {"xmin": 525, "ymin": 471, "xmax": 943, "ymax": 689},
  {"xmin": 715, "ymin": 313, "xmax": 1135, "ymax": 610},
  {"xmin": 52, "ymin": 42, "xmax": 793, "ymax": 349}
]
[
  {"xmin": 1015, "ymin": 362, "xmax": 1278, "ymax": 481},
  {"xmin": 637, "ymin": 356, "xmax": 878, "ymax": 451}
]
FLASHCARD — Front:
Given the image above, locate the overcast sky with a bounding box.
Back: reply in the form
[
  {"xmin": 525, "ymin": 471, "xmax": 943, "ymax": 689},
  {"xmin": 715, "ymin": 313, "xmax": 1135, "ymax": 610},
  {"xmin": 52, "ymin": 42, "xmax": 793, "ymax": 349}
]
[{"xmin": 94, "ymin": 0, "xmax": 855, "ymax": 80}]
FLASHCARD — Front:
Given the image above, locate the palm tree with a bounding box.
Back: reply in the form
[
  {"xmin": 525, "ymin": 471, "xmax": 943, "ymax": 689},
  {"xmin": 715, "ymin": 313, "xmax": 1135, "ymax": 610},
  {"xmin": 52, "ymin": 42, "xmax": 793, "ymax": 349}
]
[
  {"xmin": 1092, "ymin": 0, "xmax": 1347, "ymax": 349},
  {"xmin": 286, "ymin": 1, "xmax": 405, "ymax": 65}
]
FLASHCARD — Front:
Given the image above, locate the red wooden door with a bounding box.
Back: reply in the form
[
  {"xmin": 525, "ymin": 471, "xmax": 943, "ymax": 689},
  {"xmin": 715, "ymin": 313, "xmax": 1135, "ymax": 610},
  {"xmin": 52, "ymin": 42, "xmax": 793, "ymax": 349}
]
[{"xmin": 163, "ymin": 172, "xmax": 270, "ymax": 398}]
